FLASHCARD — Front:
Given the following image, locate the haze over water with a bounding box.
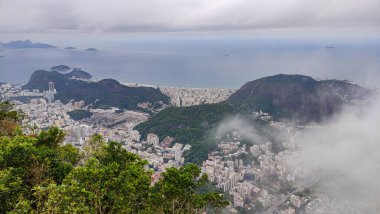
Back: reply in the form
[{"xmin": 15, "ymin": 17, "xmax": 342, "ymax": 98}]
[{"xmin": 1, "ymin": 32, "xmax": 380, "ymax": 88}]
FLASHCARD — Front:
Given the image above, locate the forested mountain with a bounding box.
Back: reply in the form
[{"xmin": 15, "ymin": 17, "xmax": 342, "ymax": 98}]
[
  {"xmin": 23, "ymin": 70, "xmax": 169, "ymax": 111},
  {"xmin": 228, "ymin": 74, "xmax": 370, "ymax": 122}
]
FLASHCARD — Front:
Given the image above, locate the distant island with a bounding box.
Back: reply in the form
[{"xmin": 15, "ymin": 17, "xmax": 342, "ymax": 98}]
[
  {"xmin": 0, "ymin": 39, "xmax": 56, "ymax": 49},
  {"xmin": 65, "ymin": 46, "xmax": 76, "ymax": 50},
  {"xmin": 85, "ymin": 48, "xmax": 97, "ymax": 51}
]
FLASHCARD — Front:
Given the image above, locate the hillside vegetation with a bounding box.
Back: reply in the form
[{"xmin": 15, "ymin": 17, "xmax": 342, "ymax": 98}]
[
  {"xmin": 135, "ymin": 103, "xmax": 235, "ymax": 164},
  {"xmin": 0, "ymin": 102, "xmax": 228, "ymax": 213},
  {"xmin": 23, "ymin": 70, "xmax": 169, "ymax": 111},
  {"xmin": 228, "ymin": 74, "xmax": 370, "ymax": 122},
  {"xmin": 67, "ymin": 109, "xmax": 93, "ymax": 120},
  {"xmin": 135, "ymin": 102, "xmax": 285, "ymax": 164},
  {"xmin": 135, "ymin": 102, "xmax": 235, "ymax": 143}
]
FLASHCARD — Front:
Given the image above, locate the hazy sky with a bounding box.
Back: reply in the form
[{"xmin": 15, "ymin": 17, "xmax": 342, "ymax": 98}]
[
  {"xmin": 1, "ymin": 0, "xmax": 379, "ymax": 87},
  {"xmin": 0, "ymin": 0, "xmax": 379, "ymax": 34}
]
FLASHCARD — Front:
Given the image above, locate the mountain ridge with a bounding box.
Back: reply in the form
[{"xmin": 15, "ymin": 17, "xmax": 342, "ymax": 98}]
[
  {"xmin": 227, "ymin": 74, "xmax": 371, "ymax": 122},
  {"xmin": 23, "ymin": 69, "xmax": 169, "ymax": 111},
  {"xmin": 66, "ymin": 68, "xmax": 93, "ymax": 79}
]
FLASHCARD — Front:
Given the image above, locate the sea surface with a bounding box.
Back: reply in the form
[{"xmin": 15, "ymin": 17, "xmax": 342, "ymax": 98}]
[{"xmin": 1, "ymin": 33, "xmax": 380, "ymax": 88}]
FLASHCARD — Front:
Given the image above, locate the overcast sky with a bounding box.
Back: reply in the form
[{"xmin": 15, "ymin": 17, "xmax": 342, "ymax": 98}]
[{"xmin": 0, "ymin": 0, "xmax": 379, "ymax": 34}]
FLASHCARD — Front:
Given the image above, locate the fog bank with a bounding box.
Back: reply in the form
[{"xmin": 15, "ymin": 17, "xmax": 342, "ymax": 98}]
[{"xmin": 293, "ymin": 94, "xmax": 380, "ymax": 208}]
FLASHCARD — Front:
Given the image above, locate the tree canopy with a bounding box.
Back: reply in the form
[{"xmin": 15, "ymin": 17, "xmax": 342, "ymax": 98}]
[
  {"xmin": 0, "ymin": 102, "xmax": 228, "ymax": 213},
  {"xmin": 0, "ymin": 101, "xmax": 24, "ymax": 137}
]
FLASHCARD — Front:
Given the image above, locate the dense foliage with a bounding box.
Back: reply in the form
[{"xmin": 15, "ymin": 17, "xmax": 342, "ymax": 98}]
[
  {"xmin": 0, "ymin": 127, "xmax": 80, "ymax": 213},
  {"xmin": 136, "ymin": 102, "xmax": 287, "ymax": 165},
  {"xmin": 0, "ymin": 101, "xmax": 24, "ymax": 137},
  {"xmin": 183, "ymin": 140, "xmax": 218, "ymax": 165},
  {"xmin": 67, "ymin": 109, "xmax": 93, "ymax": 120},
  {"xmin": 135, "ymin": 103, "xmax": 234, "ymax": 163},
  {"xmin": 0, "ymin": 104, "xmax": 228, "ymax": 213}
]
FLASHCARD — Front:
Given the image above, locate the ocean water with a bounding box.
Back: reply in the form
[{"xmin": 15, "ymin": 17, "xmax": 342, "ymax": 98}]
[{"xmin": 1, "ymin": 34, "xmax": 380, "ymax": 88}]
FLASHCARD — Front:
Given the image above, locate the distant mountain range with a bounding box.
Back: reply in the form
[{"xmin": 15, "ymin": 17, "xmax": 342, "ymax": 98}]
[
  {"xmin": 0, "ymin": 40, "xmax": 56, "ymax": 49},
  {"xmin": 23, "ymin": 68, "xmax": 169, "ymax": 111},
  {"xmin": 23, "ymin": 70, "xmax": 371, "ymax": 122},
  {"xmin": 228, "ymin": 74, "xmax": 371, "ymax": 122}
]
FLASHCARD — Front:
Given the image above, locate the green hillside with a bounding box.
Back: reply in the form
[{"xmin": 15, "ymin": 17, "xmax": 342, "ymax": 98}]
[
  {"xmin": 135, "ymin": 102, "xmax": 234, "ymax": 143},
  {"xmin": 228, "ymin": 74, "xmax": 370, "ymax": 122},
  {"xmin": 23, "ymin": 70, "xmax": 169, "ymax": 111},
  {"xmin": 67, "ymin": 109, "xmax": 93, "ymax": 120},
  {"xmin": 135, "ymin": 103, "xmax": 235, "ymax": 164}
]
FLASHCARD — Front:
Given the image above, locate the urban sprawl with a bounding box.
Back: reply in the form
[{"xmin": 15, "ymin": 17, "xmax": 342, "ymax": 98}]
[{"xmin": 0, "ymin": 82, "xmax": 376, "ymax": 213}]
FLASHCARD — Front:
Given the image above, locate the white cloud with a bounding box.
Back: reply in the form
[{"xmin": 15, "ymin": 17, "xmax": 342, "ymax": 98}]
[
  {"xmin": 0, "ymin": 0, "xmax": 379, "ymax": 32},
  {"xmin": 215, "ymin": 93, "xmax": 380, "ymax": 210},
  {"xmin": 292, "ymin": 95, "xmax": 380, "ymax": 207}
]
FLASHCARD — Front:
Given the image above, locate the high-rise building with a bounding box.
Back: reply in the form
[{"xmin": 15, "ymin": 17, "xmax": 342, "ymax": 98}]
[
  {"xmin": 48, "ymin": 82, "xmax": 55, "ymax": 92},
  {"xmin": 46, "ymin": 82, "xmax": 55, "ymax": 103},
  {"xmin": 174, "ymin": 150, "xmax": 182, "ymax": 162},
  {"xmin": 147, "ymin": 133, "xmax": 160, "ymax": 145}
]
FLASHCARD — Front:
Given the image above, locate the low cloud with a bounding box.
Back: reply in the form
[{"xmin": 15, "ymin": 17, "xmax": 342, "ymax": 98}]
[
  {"xmin": 292, "ymin": 94, "xmax": 380, "ymax": 208},
  {"xmin": 0, "ymin": 0, "xmax": 379, "ymax": 32},
  {"xmin": 214, "ymin": 115, "xmax": 287, "ymax": 153},
  {"xmin": 214, "ymin": 92, "xmax": 380, "ymax": 210},
  {"xmin": 215, "ymin": 115, "xmax": 266, "ymax": 144}
]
